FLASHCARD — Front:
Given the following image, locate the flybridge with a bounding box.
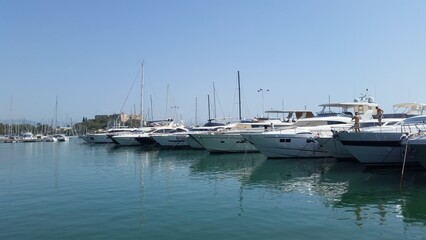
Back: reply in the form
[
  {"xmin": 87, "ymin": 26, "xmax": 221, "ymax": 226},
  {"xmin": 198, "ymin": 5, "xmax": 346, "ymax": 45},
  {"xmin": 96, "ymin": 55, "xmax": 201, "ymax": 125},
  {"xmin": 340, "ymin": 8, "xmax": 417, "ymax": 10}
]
[
  {"xmin": 263, "ymin": 110, "xmax": 315, "ymax": 122},
  {"xmin": 318, "ymin": 101, "xmax": 378, "ymax": 118},
  {"xmin": 392, "ymin": 102, "xmax": 426, "ymax": 116}
]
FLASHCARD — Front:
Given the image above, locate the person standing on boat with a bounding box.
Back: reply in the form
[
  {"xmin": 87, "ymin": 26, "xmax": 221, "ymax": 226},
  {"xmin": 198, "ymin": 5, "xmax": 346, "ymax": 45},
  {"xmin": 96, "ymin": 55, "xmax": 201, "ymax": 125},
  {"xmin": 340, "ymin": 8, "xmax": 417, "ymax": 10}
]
[
  {"xmin": 352, "ymin": 112, "xmax": 361, "ymax": 132},
  {"xmin": 376, "ymin": 106, "xmax": 384, "ymax": 125}
]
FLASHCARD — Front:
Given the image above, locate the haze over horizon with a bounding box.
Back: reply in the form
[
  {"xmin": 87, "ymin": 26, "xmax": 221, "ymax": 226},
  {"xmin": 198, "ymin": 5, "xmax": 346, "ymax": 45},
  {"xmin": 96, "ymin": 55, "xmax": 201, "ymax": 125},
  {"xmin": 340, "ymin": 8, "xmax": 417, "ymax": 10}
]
[{"xmin": 1, "ymin": 1, "xmax": 426, "ymax": 126}]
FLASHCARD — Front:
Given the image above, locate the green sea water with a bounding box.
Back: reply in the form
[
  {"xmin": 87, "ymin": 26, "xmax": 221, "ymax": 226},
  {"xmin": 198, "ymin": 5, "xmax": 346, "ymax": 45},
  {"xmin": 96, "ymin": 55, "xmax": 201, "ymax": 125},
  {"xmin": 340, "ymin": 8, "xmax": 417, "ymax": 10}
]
[{"xmin": 1, "ymin": 138, "xmax": 426, "ymax": 239}]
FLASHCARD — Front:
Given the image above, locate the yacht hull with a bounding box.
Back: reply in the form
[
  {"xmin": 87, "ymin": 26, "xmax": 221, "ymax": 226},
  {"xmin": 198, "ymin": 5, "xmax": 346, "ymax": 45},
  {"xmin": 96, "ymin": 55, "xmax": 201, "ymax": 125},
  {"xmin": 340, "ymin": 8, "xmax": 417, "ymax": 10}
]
[
  {"xmin": 189, "ymin": 133, "xmax": 258, "ymax": 153},
  {"xmin": 111, "ymin": 135, "xmax": 140, "ymax": 146},
  {"xmin": 134, "ymin": 136, "xmax": 157, "ymax": 146},
  {"xmin": 242, "ymin": 132, "xmax": 330, "ymax": 158},
  {"xmin": 401, "ymin": 136, "xmax": 426, "ymax": 169},
  {"xmin": 316, "ymin": 135, "xmax": 354, "ymax": 160},
  {"xmin": 336, "ymin": 131, "xmax": 416, "ymax": 166},
  {"xmin": 185, "ymin": 135, "xmax": 205, "ymax": 149},
  {"xmin": 80, "ymin": 134, "xmax": 113, "ymax": 144},
  {"xmin": 151, "ymin": 134, "xmax": 191, "ymax": 148}
]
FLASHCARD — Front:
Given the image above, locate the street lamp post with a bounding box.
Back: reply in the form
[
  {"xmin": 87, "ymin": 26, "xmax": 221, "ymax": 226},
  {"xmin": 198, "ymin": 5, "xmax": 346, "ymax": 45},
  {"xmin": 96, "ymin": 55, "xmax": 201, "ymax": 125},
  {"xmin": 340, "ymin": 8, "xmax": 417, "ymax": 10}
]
[{"xmin": 257, "ymin": 88, "xmax": 269, "ymax": 116}]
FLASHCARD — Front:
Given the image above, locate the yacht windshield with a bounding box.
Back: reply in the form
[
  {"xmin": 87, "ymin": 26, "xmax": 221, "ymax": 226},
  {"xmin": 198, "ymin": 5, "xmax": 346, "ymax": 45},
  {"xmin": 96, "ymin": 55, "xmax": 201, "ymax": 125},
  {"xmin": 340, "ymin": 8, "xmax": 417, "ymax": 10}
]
[{"xmin": 401, "ymin": 116, "xmax": 426, "ymax": 125}]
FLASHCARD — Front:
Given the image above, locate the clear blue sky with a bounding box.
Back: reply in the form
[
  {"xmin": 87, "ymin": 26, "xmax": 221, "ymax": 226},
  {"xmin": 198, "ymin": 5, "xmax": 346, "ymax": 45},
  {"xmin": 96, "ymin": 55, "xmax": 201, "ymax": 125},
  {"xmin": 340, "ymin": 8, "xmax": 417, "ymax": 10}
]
[{"xmin": 1, "ymin": 0, "xmax": 425, "ymax": 126}]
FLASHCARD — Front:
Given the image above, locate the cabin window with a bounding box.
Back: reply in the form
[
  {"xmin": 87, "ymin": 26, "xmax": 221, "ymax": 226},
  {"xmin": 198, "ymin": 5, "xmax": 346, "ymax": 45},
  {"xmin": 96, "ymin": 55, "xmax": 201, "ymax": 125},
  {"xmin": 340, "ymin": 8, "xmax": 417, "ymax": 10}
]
[
  {"xmin": 279, "ymin": 139, "xmax": 291, "ymax": 143},
  {"xmin": 172, "ymin": 129, "xmax": 186, "ymax": 133}
]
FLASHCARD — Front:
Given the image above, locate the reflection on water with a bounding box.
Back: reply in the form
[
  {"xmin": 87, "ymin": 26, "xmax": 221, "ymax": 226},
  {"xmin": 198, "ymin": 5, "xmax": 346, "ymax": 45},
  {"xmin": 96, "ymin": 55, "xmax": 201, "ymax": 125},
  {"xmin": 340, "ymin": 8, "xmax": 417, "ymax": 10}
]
[
  {"xmin": 189, "ymin": 152, "xmax": 267, "ymax": 217},
  {"xmin": 243, "ymin": 158, "xmax": 349, "ymax": 209},
  {"xmin": 77, "ymin": 143, "xmax": 426, "ymax": 227},
  {"xmin": 190, "ymin": 153, "xmax": 266, "ymax": 181},
  {"xmin": 323, "ymin": 162, "xmax": 426, "ymax": 226},
  {"xmin": 244, "ymin": 158, "xmax": 334, "ymax": 186},
  {"xmin": 244, "ymin": 157, "xmax": 426, "ymax": 226},
  {"xmin": 3, "ymin": 140, "xmax": 426, "ymax": 239},
  {"xmin": 106, "ymin": 144, "xmax": 207, "ymax": 168}
]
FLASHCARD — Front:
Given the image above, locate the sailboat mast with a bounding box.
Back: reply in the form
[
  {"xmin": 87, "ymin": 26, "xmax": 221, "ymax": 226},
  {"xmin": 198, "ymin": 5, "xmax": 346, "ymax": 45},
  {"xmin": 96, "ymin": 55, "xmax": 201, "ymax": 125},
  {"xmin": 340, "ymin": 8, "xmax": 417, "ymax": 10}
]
[
  {"xmin": 55, "ymin": 95, "xmax": 58, "ymax": 130},
  {"xmin": 166, "ymin": 84, "xmax": 170, "ymax": 119},
  {"xmin": 238, "ymin": 71, "xmax": 242, "ymax": 120},
  {"xmin": 195, "ymin": 97, "xmax": 198, "ymax": 126},
  {"xmin": 140, "ymin": 61, "xmax": 145, "ymax": 127},
  {"xmin": 208, "ymin": 94, "xmax": 211, "ymax": 121},
  {"xmin": 150, "ymin": 94, "xmax": 153, "ymax": 121},
  {"xmin": 8, "ymin": 96, "xmax": 13, "ymax": 136},
  {"xmin": 213, "ymin": 82, "xmax": 217, "ymax": 119}
]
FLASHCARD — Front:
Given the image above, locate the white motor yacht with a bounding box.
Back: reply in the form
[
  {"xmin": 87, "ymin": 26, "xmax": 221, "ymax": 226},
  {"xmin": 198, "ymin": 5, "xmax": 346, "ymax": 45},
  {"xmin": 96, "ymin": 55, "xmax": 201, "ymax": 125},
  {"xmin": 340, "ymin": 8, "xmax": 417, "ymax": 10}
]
[
  {"xmin": 316, "ymin": 102, "xmax": 426, "ymax": 160},
  {"xmin": 134, "ymin": 125, "xmax": 187, "ymax": 147},
  {"xmin": 187, "ymin": 110, "xmax": 314, "ymax": 153},
  {"xmin": 80, "ymin": 127, "xmax": 136, "ymax": 144},
  {"xmin": 150, "ymin": 127, "xmax": 191, "ymax": 148},
  {"xmin": 242, "ymin": 118, "xmax": 352, "ymax": 158},
  {"xmin": 317, "ymin": 118, "xmax": 403, "ymax": 160},
  {"xmin": 184, "ymin": 124, "xmax": 226, "ymax": 149},
  {"xmin": 242, "ymin": 94, "xmax": 378, "ymax": 158},
  {"xmin": 335, "ymin": 115, "xmax": 426, "ymax": 166},
  {"xmin": 188, "ymin": 115, "xmax": 303, "ymax": 153},
  {"xmin": 51, "ymin": 134, "xmax": 69, "ymax": 142},
  {"xmin": 111, "ymin": 120, "xmax": 175, "ymax": 146},
  {"xmin": 111, "ymin": 128, "xmax": 152, "ymax": 146}
]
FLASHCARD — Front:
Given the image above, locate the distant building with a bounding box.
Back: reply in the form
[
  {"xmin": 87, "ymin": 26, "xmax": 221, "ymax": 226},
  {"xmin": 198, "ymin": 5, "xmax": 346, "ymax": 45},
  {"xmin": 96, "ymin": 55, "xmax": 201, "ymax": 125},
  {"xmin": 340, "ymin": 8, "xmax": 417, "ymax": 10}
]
[{"xmin": 94, "ymin": 113, "xmax": 142, "ymax": 125}]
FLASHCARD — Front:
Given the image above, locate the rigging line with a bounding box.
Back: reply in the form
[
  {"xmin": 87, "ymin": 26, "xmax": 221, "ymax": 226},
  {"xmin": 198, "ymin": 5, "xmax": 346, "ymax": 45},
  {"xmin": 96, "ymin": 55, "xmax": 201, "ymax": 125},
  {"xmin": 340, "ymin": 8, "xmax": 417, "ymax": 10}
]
[
  {"xmin": 231, "ymin": 73, "xmax": 242, "ymax": 120},
  {"xmin": 119, "ymin": 68, "xmax": 141, "ymax": 113},
  {"xmin": 209, "ymin": 82, "xmax": 225, "ymax": 120},
  {"xmin": 400, "ymin": 138, "xmax": 410, "ymax": 189},
  {"xmin": 231, "ymin": 75, "xmax": 237, "ymax": 120},
  {"xmin": 215, "ymin": 87, "xmax": 226, "ymax": 120},
  {"xmin": 321, "ymin": 157, "xmax": 328, "ymax": 174},
  {"xmin": 380, "ymin": 146, "xmax": 397, "ymax": 164},
  {"xmin": 240, "ymin": 80, "xmax": 251, "ymax": 118}
]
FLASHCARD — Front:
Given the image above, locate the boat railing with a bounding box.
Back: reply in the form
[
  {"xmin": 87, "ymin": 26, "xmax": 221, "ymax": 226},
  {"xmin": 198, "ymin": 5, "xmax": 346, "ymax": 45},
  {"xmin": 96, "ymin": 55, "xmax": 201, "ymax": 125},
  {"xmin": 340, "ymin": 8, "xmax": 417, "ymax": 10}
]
[
  {"xmin": 315, "ymin": 129, "xmax": 335, "ymax": 137},
  {"xmin": 401, "ymin": 122, "xmax": 426, "ymax": 134}
]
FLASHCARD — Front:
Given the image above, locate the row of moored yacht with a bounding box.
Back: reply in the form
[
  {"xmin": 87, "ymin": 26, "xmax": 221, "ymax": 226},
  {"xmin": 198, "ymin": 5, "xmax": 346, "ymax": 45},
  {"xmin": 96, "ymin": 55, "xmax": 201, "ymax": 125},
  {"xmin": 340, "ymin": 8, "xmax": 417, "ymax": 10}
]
[
  {"xmin": 2, "ymin": 132, "xmax": 69, "ymax": 143},
  {"xmin": 80, "ymin": 97, "xmax": 426, "ymax": 169}
]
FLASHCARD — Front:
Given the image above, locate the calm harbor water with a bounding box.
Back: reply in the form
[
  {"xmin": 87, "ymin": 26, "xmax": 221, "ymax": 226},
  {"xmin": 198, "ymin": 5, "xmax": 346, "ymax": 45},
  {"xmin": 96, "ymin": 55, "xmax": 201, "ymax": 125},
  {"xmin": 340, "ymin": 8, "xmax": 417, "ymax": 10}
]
[{"xmin": 2, "ymin": 138, "xmax": 426, "ymax": 239}]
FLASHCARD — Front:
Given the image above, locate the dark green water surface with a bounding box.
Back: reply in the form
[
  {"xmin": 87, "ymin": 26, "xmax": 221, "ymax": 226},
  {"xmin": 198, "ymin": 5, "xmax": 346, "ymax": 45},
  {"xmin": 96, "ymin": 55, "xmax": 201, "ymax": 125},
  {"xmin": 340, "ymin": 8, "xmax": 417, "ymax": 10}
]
[{"xmin": 1, "ymin": 138, "xmax": 426, "ymax": 239}]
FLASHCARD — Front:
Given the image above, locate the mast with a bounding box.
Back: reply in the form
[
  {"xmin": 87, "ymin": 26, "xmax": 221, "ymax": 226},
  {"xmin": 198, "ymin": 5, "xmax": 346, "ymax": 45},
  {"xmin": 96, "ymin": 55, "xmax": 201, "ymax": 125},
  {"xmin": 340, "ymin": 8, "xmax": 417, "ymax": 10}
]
[
  {"xmin": 238, "ymin": 71, "xmax": 242, "ymax": 120},
  {"xmin": 208, "ymin": 94, "xmax": 211, "ymax": 121},
  {"xmin": 166, "ymin": 84, "xmax": 169, "ymax": 119},
  {"xmin": 213, "ymin": 82, "xmax": 217, "ymax": 119},
  {"xmin": 8, "ymin": 96, "xmax": 13, "ymax": 136},
  {"xmin": 140, "ymin": 61, "xmax": 145, "ymax": 127},
  {"xmin": 55, "ymin": 95, "xmax": 58, "ymax": 130},
  {"xmin": 195, "ymin": 97, "xmax": 198, "ymax": 126},
  {"xmin": 150, "ymin": 94, "xmax": 154, "ymax": 121}
]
